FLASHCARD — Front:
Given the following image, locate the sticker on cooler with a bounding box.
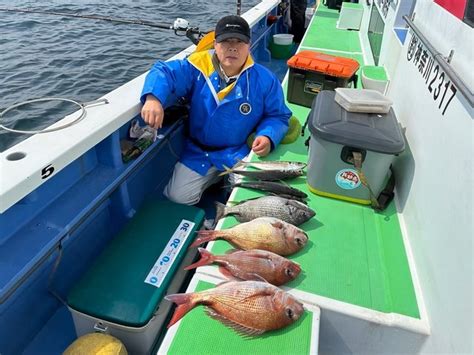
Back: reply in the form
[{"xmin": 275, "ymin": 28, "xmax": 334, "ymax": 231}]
[
  {"xmin": 335, "ymin": 169, "xmax": 361, "ymax": 190},
  {"xmin": 144, "ymin": 219, "xmax": 195, "ymax": 288}
]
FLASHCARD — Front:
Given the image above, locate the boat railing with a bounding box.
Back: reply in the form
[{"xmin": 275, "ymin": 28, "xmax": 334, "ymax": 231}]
[{"xmin": 403, "ymin": 15, "xmax": 474, "ymax": 107}]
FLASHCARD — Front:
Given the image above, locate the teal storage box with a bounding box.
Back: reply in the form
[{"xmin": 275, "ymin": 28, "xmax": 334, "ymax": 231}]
[{"xmin": 67, "ymin": 200, "xmax": 205, "ymax": 354}]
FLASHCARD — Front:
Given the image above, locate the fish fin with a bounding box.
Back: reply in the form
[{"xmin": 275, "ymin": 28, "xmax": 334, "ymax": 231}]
[
  {"xmin": 218, "ymin": 165, "xmax": 234, "ymax": 177},
  {"xmin": 271, "ymin": 220, "xmax": 285, "ymax": 230},
  {"xmin": 165, "ymin": 293, "xmax": 197, "ymax": 328},
  {"xmin": 235, "ymin": 291, "xmax": 275, "ymax": 306},
  {"xmin": 190, "ymin": 230, "xmax": 223, "ymax": 248},
  {"xmin": 239, "ymin": 196, "xmax": 264, "ymax": 202},
  {"xmin": 184, "ymin": 248, "xmax": 214, "ymax": 270},
  {"xmin": 204, "ymin": 308, "xmax": 265, "ymax": 337},
  {"xmin": 225, "ymin": 200, "xmax": 240, "ymax": 205},
  {"xmin": 218, "ymin": 265, "xmax": 237, "ymax": 279},
  {"xmin": 280, "ymin": 179, "xmax": 290, "ymax": 186},
  {"xmin": 224, "ymin": 248, "xmax": 240, "ymax": 255},
  {"xmin": 233, "ymin": 158, "xmax": 247, "ymax": 169},
  {"xmin": 230, "ymin": 182, "xmax": 241, "ymax": 189},
  {"xmin": 220, "ymin": 183, "xmax": 234, "ymax": 190},
  {"xmin": 280, "ymin": 194, "xmax": 308, "ymax": 204},
  {"xmin": 214, "ymin": 201, "xmax": 228, "ymax": 222},
  {"xmin": 240, "ymin": 249, "xmax": 273, "ymax": 259},
  {"xmin": 216, "ymin": 280, "xmax": 233, "ymax": 287},
  {"xmin": 247, "ymin": 273, "xmax": 271, "ymax": 284}
]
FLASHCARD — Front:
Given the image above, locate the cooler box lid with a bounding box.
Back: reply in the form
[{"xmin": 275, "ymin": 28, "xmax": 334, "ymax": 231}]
[
  {"xmin": 287, "ymin": 50, "xmax": 359, "ymax": 78},
  {"xmin": 308, "ymin": 91, "xmax": 405, "ymax": 154},
  {"xmin": 67, "ymin": 200, "xmax": 205, "ymax": 327}
]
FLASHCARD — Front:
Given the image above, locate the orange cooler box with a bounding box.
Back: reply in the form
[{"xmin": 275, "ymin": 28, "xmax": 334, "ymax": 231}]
[{"xmin": 287, "ymin": 51, "xmax": 359, "ymax": 107}]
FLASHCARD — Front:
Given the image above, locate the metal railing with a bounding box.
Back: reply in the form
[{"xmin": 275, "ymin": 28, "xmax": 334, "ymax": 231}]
[{"xmin": 403, "ymin": 15, "xmax": 474, "ymax": 107}]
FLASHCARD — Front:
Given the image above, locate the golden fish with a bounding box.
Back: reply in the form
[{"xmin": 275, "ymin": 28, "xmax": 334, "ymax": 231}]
[{"xmin": 190, "ymin": 217, "xmax": 308, "ymax": 256}]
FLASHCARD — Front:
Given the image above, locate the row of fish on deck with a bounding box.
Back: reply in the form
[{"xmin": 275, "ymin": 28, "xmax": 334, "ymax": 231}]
[{"xmin": 165, "ymin": 160, "xmax": 316, "ymax": 336}]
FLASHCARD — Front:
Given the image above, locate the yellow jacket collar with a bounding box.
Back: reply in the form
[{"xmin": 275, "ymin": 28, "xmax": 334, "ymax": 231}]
[{"xmin": 188, "ymin": 50, "xmax": 254, "ymax": 79}]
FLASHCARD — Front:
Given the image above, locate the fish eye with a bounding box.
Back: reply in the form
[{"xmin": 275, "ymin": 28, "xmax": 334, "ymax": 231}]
[
  {"xmin": 286, "ymin": 308, "xmax": 294, "ymax": 319},
  {"xmin": 285, "ymin": 268, "xmax": 293, "ymax": 277},
  {"xmin": 295, "ymin": 237, "xmax": 303, "ymax": 246}
]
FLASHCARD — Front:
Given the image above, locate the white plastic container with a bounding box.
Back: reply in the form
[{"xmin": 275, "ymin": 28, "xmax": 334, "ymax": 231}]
[
  {"xmin": 337, "ymin": 3, "xmax": 363, "ymax": 30},
  {"xmin": 334, "ymin": 88, "xmax": 393, "ymax": 114},
  {"xmin": 273, "ymin": 33, "xmax": 294, "ymax": 45},
  {"xmin": 305, "ymin": 7, "xmax": 315, "ymax": 27},
  {"xmin": 68, "ymin": 306, "xmax": 168, "ymax": 355}
]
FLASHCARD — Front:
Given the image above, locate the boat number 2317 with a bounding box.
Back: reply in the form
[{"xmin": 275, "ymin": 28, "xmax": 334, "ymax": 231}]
[{"xmin": 407, "ymin": 33, "xmax": 457, "ymax": 116}]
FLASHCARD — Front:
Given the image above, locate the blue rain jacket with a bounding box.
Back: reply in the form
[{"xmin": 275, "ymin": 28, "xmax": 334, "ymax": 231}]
[{"xmin": 141, "ymin": 50, "xmax": 291, "ymax": 175}]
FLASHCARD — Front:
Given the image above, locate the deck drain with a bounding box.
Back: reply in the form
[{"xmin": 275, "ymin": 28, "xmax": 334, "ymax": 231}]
[{"xmin": 6, "ymin": 152, "xmax": 26, "ymax": 161}]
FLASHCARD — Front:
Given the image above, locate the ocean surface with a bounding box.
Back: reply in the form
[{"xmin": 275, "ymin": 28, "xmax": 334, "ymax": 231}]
[{"xmin": 0, "ymin": 0, "xmax": 261, "ymax": 152}]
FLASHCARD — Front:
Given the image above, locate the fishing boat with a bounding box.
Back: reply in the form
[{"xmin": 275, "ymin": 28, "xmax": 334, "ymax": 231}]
[{"xmin": 0, "ymin": 0, "xmax": 472, "ymax": 354}]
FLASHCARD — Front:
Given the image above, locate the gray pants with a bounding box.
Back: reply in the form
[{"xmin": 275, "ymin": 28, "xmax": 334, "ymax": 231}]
[{"xmin": 163, "ymin": 162, "xmax": 223, "ymax": 205}]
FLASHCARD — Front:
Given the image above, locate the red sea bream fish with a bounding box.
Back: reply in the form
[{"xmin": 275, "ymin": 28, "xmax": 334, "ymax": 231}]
[
  {"xmin": 165, "ymin": 280, "xmax": 305, "ymax": 336},
  {"xmin": 184, "ymin": 248, "xmax": 302, "ymax": 286},
  {"xmin": 191, "ymin": 217, "xmax": 308, "ymax": 256}
]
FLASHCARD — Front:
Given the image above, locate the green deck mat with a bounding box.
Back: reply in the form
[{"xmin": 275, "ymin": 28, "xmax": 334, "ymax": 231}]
[
  {"xmin": 212, "ymin": 164, "xmax": 419, "ymax": 318},
  {"xmin": 362, "ymin": 65, "xmax": 388, "ymax": 81},
  {"xmin": 302, "ymin": 6, "xmax": 362, "ymax": 53},
  {"xmin": 209, "ymin": 4, "xmax": 419, "ymax": 319},
  {"xmin": 166, "ymin": 281, "xmax": 315, "ymax": 355}
]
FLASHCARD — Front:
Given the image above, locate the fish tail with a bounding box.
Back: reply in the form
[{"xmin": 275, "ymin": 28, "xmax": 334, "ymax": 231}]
[
  {"xmin": 190, "ymin": 230, "xmax": 223, "ymax": 247},
  {"xmin": 233, "ymin": 158, "xmax": 247, "ymax": 168},
  {"xmin": 218, "ymin": 165, "xmax": 234, "ymax": 177},
  {"xmin": 221, "ymin": 182, "xmax": 241, "ymax": 189},
  {"xmin": 184, "ymin": 248, "xmax": 214, "ymax": 270},
  {"xmin": 214, "ymin": 201, "xmax": 227, "ymax": 222},
  {"xmin": 165, "ymin": 292, "xmax": 197, "ymax": 328}
]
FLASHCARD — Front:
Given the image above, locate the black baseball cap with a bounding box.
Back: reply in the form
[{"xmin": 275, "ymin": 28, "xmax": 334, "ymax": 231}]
[{"xmin": 215, "ymin": 15, "xmax": 251, "ymax": 43}]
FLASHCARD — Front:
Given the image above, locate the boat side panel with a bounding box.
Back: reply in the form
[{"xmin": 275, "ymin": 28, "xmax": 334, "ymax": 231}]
[
  {"xmin": 0, "ymin": 203, "xmax": 113, "ymax": 355},
  {"xmin": 379, "ymin": 0, "xmax": 473, "ymax": 353}
]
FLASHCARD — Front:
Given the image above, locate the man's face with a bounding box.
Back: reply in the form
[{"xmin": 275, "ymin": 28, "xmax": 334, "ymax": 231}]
[{"xmin": 214, "ymin": 38, "xmax": 250, "ymax": 76}]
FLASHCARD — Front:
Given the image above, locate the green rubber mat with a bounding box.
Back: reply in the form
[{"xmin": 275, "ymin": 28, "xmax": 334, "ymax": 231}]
[
  {"xmin": 212, "ymin": 137, "xmax": 419, "ymax": 318},
  {"xmin": 209, "ymin": 4, "xmax": 419, "ymax": 319},
  {"xmin": 165, "ymin": 280, "xmax": 317, "ymax": 355},
  {"xmin": 302, "ymin": 6, "xmax": 362, "ymax": 53},
  {"xmin": 362, "ymin": 65, "xmax": 388, "ymax": 81}
]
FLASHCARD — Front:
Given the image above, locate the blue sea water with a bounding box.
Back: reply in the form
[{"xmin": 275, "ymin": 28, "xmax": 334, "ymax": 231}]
[{"xmin": 0, "ymin": 0, "xmax": 261, "ymax": 151}]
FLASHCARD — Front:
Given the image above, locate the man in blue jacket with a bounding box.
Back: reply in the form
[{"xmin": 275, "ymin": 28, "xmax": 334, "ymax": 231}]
[{"xmin": 140, "ymin": 15, "xmax": 292, "ymax": 205}]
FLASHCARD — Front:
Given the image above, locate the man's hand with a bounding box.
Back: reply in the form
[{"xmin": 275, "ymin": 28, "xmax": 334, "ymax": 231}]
[
  {"xmin": 141, "ymin": 95, "xmax": 164, "ymax": 129},
  {"xmin": 252, "ymin": 136, "xmax": 271, "ymax": 157}
]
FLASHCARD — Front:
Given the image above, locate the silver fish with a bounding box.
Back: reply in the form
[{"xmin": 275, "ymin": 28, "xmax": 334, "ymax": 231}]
[
  {"xmin": 230, "ymin": 181, "xmax": 308, "ymax": 199},
  {"xmin": 234, "ymin": 159, "xmax": 307, "ymax": 171},
  {"xmin": 220, "ymin": 166, "xmax": 304, "ymax": 181},
  {"xmin": 216, "ymin": 196, "xmax": 315, "ymax": 226}
]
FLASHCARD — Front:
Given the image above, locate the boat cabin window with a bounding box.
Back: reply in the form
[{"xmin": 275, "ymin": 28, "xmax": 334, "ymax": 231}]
[{"xmin": 368, "ymin": 5, "xmax": 385, "ymax": 65}]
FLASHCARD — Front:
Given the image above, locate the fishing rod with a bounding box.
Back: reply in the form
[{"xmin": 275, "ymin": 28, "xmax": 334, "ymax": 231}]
[{"xmin": 0, "ymin": 7, "xmax": 207, "ymax": 44}]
